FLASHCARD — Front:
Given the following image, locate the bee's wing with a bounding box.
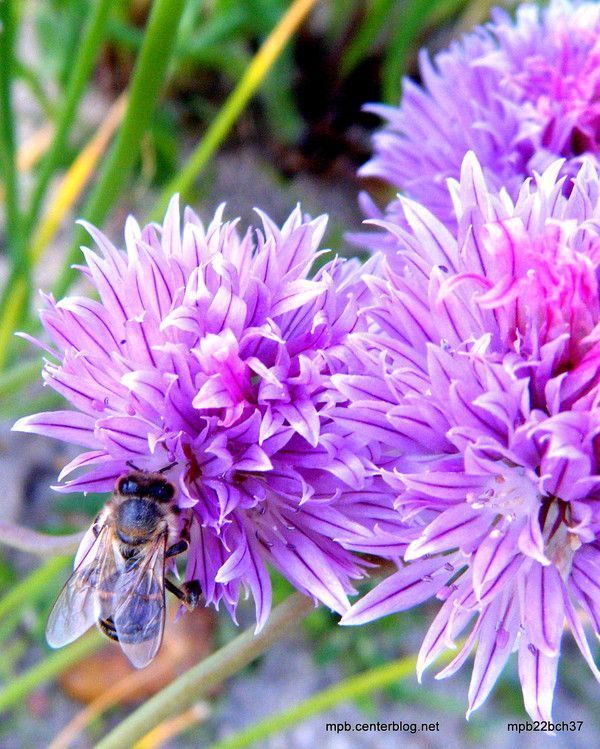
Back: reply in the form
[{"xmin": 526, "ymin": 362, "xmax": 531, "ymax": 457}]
[
  {"xmin": 46, "ymin": 525, "xmax": 115, "ymax": 648},
  {"xmin": 110, "ymin": 532, "xmax": 167, "ymax": 668}
]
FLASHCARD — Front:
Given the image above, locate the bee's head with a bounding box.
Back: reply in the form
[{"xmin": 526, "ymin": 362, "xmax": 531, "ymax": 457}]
[{"xmin": 116, "ymin": 472, "xmax": 176, "ymax": 503}]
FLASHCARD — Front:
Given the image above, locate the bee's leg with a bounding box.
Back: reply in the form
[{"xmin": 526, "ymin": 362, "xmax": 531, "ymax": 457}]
[
  {"xmin": 179, "ymin": 512, "xmax": 196, "ymax": 543},
  {"xmin": 181, "ymin": 580, "xmax": 202, "ymax": 608},
  {"xmin": 165, "ymin": 578, "xmax": 185, "ymax": 602},
  {"xmin": 165, "ymin": 578, "xmax": 202, "ymax": 610},
  {"xmin": 165, "ymin": 539, "xmax": 188, "ymax": 559}
]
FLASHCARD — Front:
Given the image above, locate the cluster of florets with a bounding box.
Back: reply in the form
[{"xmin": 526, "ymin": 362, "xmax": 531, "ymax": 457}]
[
  {"xmin": 15, "ymin": 198, "xmax": 403, "ymax": 629},
  {"xmin": 357, "ymin": 0, "xmax": 600, "ymax": 244},
  {"xmin": 336, "ymin": 154, "xmax": 600, "ymax": 721}
]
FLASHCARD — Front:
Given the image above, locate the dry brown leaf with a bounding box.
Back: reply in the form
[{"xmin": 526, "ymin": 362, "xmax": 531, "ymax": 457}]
[{"xmin": 58, "ymin": 604, "xmax": 216, "ymax": 705}]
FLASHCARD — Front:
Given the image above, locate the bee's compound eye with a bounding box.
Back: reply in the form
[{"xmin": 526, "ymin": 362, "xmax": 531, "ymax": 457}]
[
  {"xmin": 149, "ymin": 480, "xmax": 175, "ymax": 502},
  {"xmin": 118, "ymin": 478, "xmax": 140, "ymax": 495}
]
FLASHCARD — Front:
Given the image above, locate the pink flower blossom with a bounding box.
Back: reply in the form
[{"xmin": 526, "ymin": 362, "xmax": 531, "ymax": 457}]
[{"xmin": 14, "ymin": 198, "xmax": 399, "ymax": 630}]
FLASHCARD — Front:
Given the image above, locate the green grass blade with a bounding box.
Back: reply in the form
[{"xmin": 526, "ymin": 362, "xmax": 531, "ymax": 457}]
[
  {"xmin": 0, "ymin": 0, "xmax": 22, "ymax": 265},
  {"xmin": 52, "ymin": 0, "xmax": 187, "ymax": 300},
  {"xmin": 207, "ymin": 649, "xmax": 459, "ymax": 749},
  {"xmin": 0, "ymin": 0, "xmax": 117, "ymax": 363},
  {"xmin": 13, "ymin": 59, "xmax": 55, "ymax": 120},
  {"xmin": 341, "ymin": 0, "xmax": 396, "ymax": 76},
  {"xmin": 0, "ymin": 359, "xmax": 41, "ymax": 398},
  {"xmin": 150, "ymin": 0, "xmax": 319, "ymax": 221},
  {"xmin": 382, "ymin": 0, "xmax": 440, "ymax": 104},
  {"xmin": 177, "ymin": 7, "xmax": 248, "ymax": 59},
  {"xmin": 22, "ymin": 0, "xmax": 118, "ymax": 245}
]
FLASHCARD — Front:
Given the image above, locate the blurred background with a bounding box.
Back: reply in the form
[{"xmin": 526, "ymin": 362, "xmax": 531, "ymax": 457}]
[{"xmin": 0, "ymin": 0, "xmax": 598, "ymax": 747}]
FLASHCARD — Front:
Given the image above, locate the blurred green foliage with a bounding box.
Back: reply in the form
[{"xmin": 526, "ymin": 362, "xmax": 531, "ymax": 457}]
[{"xmin": 28, "ymin": 0, "xmax": 474, "ymax": 189}]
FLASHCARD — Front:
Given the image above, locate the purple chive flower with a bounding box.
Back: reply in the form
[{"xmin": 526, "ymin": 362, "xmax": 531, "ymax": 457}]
[
  {"xmin": 358, "ymin": 0, "xmax": 600, "ymax": 241},
  {"xmin": 337, "ymin": 153, "xmax": 600, "ymax": 720},
  {"xmin": 13, "ymin": 197, "xmax": 397, "ymax": 630}
]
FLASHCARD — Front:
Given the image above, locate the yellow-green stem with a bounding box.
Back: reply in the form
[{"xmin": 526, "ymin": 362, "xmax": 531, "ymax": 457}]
[
  {"xmin": 96, "ymin": 593, "xmax": 314, "ymax": 749},
  {"xmin": 22, "ymin": 0, "xmax": 118, "ymax": 242},
  {"xmin": 0, "ymin": 0, "xmax": 22, "ymax": 268}
]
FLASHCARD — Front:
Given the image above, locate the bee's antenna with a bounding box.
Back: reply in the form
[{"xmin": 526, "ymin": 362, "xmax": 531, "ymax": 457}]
[
  {"xmin": 158, "ymin": 461, "xmax": 178, "ymax": 474},
  {"xmin": 126, "ymin": 460, "xmax": 143, "ymax": 471}
]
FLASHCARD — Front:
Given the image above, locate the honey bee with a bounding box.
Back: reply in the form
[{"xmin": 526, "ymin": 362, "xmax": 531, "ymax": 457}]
[{"xmin": 46, "ymin": 465, "xmax": 201, "ymax": 668}]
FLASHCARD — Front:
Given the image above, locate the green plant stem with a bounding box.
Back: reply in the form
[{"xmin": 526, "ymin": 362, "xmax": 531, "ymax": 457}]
[
  {"xmin": 0, "ymin": 0, "xmax": 21, "ymax": 264},
  {"xmin": 177, "ymin": 8, "xmax": 247, "ymax": 60},
  {"xmin": 0, "ymin": 357, "xmax": 61, "ymax": 420},
  {"xmin": 52, "ymin": 0, "xmax": 186, "ymax": 300},
  {"xmin": 0, "ymin": 524, "xmax": 84, "ymax": 556},
  {"xmin": 454, "ymin": 0, "xmax": 495, "ymax": 35},
  {"xmin": 14, "ymin": 59, "xmax": 55, "ymax": 120},
  {"xmin": 96, "ymin": 592, "xmax": 314, "ymax": 749},
  {"xmin": 0, "ymin": 386, "xmax": 63, "ymax": 420},
  {"xmin": 0, "ymin": 555, "xmax": 70, "ymax": 621},
  {"xmin": 21, "ymin": 0, "xmax": 117, "ymax": 243},
  {"xmin": 0, "ymin": 629, "xmax": 102, "ymax": 713},
  {"xmin": 208, "ymin": 653, "xmax": 421, "ymax": 749},
  {"xmin": 427, "ymin": 0, "xmax": 469, "ymax": 27},
  {"xmin": 150, "ymin": 0, "xmax": 319, "ymax": 221}
]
